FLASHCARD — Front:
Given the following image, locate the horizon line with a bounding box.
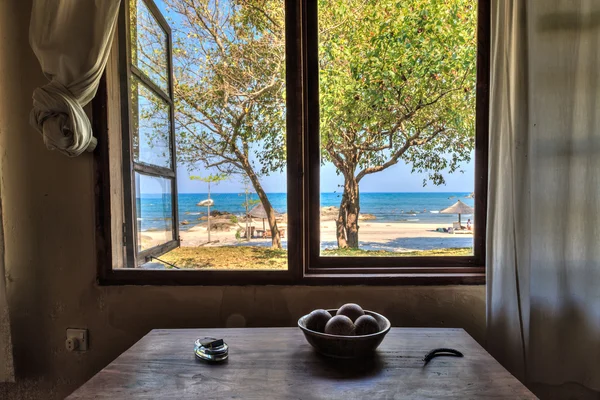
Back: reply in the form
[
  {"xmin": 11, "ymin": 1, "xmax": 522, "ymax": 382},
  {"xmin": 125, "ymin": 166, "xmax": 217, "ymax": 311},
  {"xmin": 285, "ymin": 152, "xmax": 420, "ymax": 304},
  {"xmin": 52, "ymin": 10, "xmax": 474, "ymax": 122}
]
[{"xmin": 142, "ymin": 190, "xmax": 475, "ymax": 195}]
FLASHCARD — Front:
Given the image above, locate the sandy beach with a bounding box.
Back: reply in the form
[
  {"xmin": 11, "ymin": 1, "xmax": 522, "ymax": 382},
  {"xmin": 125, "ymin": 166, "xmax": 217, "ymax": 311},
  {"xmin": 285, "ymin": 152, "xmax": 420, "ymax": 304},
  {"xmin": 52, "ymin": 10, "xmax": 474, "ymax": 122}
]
[{"xmin": 141, "ymin": 220, "xmax": 473, "ymax": 253}]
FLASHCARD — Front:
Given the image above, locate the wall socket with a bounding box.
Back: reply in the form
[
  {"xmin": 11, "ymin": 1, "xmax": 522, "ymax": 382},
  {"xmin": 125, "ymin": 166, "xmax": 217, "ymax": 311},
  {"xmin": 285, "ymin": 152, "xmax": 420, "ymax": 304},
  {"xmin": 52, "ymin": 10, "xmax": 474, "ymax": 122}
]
[{"xmin": 66, "ymin": 328, "xmax": 88, "ymax": 352}]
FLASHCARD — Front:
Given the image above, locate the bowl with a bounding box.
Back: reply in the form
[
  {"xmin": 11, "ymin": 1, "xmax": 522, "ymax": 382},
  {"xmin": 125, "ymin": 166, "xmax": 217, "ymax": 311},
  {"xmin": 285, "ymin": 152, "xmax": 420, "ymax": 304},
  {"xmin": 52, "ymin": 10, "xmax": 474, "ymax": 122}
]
[{"xmin": 298, "ymin": 309, "xmax": 391, "ymax": 359}]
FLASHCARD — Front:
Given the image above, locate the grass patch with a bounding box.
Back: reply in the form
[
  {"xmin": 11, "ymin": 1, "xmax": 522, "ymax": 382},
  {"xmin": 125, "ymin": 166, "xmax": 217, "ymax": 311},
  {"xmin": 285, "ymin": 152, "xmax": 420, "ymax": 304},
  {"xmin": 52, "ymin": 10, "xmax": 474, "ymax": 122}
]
[
  {"xmin": 322, "ymin": 247, "xmax": 472, "ymax": 257},
  {"xmin": 157, "ymin": 246, "xmax": 288, "ymax": 270},
  {"xmin": 155, "ymin": 246, "xmax": 471, "ymax": 270}
]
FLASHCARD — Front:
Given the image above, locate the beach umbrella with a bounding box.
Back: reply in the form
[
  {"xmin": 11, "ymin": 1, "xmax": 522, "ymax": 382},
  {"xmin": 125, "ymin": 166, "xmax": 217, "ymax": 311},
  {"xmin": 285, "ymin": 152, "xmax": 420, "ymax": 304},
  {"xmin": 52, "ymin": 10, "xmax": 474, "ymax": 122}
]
[
  {"xmin": 440, "ymin": 200, "xmax": 474, "ymax": 226},
  {"xmin": 248, "ymin": 203, "xmax": 281, "ymax": 231}
]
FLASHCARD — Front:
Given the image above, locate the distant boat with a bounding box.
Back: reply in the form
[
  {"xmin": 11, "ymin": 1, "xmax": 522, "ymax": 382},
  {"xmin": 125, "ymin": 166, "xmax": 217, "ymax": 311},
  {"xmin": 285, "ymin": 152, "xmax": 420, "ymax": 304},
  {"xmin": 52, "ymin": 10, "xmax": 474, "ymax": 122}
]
[
  {"xmin": 448, "ymin": 196, "xmax": 456, "ymax": 199},
  {"xmin": 465, "ymin": 192, "xmax": 475, "ymax": 199}
]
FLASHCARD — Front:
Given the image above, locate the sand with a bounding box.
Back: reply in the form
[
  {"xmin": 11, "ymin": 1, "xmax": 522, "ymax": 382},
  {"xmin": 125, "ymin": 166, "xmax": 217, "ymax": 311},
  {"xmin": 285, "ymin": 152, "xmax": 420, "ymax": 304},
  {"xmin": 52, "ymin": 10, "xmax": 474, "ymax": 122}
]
[{"xmin": 141, "ymin": 221, "xmax": 473, "ymax": 252}]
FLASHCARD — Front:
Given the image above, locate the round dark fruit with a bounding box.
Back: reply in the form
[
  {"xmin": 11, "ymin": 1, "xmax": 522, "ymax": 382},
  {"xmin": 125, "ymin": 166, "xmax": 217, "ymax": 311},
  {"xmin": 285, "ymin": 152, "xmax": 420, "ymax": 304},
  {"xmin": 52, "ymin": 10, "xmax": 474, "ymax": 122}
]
[
  {"xmin": 305, "ymin": 309, "xmax": 332, "ymax": 333},
  {"xmin": 336, "ymin": 303, "xmax": 365, "ymax": 322},
  {"xmin": 354, "ymin": 315, "xmax": 380, "ymax": 335},
  {"xmin": 324, "ymin": 315, "xmax": 355, "ymax": 336}
]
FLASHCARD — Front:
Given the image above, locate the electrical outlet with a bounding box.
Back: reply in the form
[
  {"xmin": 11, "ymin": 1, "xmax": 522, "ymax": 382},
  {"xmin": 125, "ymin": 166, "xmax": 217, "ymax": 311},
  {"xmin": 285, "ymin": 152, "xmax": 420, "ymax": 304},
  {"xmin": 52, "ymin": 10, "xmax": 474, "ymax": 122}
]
[{"xmin": 66, "ymin": 328, "xmax": 88, "ymax": 352}]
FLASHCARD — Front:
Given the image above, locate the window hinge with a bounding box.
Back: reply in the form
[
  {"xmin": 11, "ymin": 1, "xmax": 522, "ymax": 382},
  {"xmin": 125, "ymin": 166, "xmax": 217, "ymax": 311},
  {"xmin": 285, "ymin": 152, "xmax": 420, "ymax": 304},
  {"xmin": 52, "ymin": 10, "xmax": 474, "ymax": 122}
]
[{"xmin": 122, "ymin": 223, "xmax": 127, "ymax": 246}]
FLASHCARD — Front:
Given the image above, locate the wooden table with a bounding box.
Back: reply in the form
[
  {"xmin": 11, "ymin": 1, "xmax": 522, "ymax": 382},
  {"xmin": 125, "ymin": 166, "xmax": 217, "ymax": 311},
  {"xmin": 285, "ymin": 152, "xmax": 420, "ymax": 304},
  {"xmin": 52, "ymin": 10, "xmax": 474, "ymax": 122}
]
[{"xmin": 67, "ymin": 328, "xmax": 536, "ymax": 399}]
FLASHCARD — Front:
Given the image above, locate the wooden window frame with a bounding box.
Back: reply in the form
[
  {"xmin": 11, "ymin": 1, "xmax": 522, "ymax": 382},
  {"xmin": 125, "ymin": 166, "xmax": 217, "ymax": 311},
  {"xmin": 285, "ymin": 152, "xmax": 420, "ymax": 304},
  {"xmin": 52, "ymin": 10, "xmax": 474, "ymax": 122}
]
[
  {"xmin": 121, "ymin": 0, "xmax": 180, "ymax": 267},
  {"xmin": 94, "ymin": 0, "xmax": 489, "ymax": 286}
]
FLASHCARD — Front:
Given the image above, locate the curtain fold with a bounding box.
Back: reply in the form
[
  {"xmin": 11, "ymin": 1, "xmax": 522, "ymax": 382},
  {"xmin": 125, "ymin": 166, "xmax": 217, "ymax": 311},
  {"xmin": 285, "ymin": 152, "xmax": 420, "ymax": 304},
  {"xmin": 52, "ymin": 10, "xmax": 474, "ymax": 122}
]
[
  {"xmin": 487, "ymin": 0, "xmax": 600, "ymax": 391},
  {"xmin": 29, "ymin": 0, "xmax": 121, "ymax": 157}
]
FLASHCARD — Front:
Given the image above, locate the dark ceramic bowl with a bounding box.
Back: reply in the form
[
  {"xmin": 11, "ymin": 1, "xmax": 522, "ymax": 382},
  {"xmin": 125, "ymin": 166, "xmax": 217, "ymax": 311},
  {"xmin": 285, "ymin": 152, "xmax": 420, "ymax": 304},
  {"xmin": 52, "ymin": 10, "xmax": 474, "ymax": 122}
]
[{"xmin": 298, "ymin": 309, "xmax": 391, "ymax": 359}]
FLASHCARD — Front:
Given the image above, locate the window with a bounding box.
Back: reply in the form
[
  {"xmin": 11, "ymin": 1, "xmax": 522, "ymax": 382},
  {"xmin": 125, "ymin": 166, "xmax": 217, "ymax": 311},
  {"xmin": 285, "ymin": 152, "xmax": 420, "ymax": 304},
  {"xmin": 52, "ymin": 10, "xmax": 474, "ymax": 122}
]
[
  {"xmin": 121, "ymin": 0, "xmax": 179, "ymax": 266},
  {"xmin": 95, "ymin": 0, "xmax": 489, "ymax": 285}
]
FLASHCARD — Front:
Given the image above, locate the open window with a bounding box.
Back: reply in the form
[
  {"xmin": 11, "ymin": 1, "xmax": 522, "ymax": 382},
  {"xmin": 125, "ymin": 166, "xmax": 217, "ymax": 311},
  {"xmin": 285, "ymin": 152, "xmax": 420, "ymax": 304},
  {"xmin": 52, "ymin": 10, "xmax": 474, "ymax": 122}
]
[
  {"xmin": 120, "ymin": 0, "xmax": 179, "ymax": 266},
  {"xmin": 96, "ymin": 0, "xmax": 489, "ymax": 284}
]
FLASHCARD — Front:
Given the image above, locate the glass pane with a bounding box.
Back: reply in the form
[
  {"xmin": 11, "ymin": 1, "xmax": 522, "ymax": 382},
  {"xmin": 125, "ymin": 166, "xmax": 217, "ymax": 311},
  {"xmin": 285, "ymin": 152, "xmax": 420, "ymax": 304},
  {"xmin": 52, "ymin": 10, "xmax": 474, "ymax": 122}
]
[
  {"xmin": 130, "ymin": 0, "xmax": 169, "ymax": 93},
  {"xmin": 131, "ymin": 76, "xmax": 172, "ymax": 168},
  {"xmin": 319, "ymin": 0, "xmax": 477, "ymax": 257},
  {"xmin": 139, "ymin": 0, "xmax": 288, "ymax": 271},
  {"xmin": 135, "ymin": 173, "xmax": 174, "ymax": 252}
]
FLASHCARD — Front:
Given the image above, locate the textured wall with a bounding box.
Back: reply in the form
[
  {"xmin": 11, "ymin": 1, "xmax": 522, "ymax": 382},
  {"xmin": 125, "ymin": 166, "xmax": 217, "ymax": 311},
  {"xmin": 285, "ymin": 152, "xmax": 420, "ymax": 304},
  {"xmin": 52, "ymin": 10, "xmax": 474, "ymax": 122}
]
[{"xmin": 0, "ymin": 1, "xmax": 486, "ymax": 399}]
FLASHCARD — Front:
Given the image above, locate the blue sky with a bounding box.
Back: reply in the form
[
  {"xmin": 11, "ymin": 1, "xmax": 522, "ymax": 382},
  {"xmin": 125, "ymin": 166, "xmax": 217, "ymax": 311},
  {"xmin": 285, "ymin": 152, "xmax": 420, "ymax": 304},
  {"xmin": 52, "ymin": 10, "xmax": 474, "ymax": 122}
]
[{"xmin": 176, "ymin": 156, "xmax": 475, "ymax": 194}]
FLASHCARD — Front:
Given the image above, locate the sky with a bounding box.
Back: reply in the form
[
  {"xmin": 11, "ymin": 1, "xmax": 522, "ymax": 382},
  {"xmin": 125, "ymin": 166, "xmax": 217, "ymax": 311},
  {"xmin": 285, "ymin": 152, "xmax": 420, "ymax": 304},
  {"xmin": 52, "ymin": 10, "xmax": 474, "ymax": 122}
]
[{"xmin": 176, "ymin": 155, "xmax": 475, "ymax": 194}]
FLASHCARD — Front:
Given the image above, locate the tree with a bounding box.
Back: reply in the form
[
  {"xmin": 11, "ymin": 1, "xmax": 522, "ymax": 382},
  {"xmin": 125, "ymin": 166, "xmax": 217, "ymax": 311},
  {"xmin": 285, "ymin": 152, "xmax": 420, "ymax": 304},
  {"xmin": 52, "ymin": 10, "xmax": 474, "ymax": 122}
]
[
  {"xmin": 239, "ymin": 177, "xmax": 261, "ymax": 240},
  {"xmin": 133, "ymin": 0, "xmax": 477, "ymax": 251},
  {"xmin": 132, "ymin": 0, "xmax": 286, "ymax": 249},
  {"xmin": 319, "ymin": 0, "xmax": 477, "ymax": 248},
  {"xmin": 166, "ymin": 0, "xmax": 287, "ymax": 249}
]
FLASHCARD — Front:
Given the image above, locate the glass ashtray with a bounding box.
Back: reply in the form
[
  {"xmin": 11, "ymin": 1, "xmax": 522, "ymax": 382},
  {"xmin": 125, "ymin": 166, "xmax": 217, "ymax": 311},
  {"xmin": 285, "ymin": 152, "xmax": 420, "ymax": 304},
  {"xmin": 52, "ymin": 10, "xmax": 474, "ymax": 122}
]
[{"xmin": 194, "ymin": 337, "xmax": 229, "ymax": 362}]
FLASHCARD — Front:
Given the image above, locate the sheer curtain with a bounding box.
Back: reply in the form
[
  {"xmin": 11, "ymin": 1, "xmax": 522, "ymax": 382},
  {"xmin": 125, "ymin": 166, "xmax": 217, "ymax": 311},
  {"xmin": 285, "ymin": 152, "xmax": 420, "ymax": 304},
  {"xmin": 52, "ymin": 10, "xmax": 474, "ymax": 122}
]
[
  {"xmin": 487, "ymin": 0, "xmax": 600, "ymax": 391},
  {"xmin": 29, "ymin": 0, "xmax": 121, "ymax": 157}
]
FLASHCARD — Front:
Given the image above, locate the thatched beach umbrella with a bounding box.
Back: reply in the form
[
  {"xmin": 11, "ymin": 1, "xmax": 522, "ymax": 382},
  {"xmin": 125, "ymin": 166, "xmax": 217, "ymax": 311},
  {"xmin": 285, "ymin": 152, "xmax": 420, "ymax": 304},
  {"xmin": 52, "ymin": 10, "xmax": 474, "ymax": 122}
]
[
  {"xmin": 248, "ymin": 203, "xmax": 281, "ymax": 231},
  {"xmin": 440, "ymin": 200, "xmax": 474, "ymax": 226}
]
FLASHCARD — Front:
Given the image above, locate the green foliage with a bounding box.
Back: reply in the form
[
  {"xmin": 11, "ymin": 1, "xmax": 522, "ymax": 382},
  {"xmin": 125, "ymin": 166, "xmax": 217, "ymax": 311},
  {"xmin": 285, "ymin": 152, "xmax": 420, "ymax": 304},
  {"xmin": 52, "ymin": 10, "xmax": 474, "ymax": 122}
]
[
  {"xmin": 167, "ymin": 0, "xmax": 286, "ymax": 176},
  {"xmin": 190, "ymin": 173, "xmax": 230, "ymax": 184},
  {"xmin": 319, "ymin": 0, "xmax": 477, "ymax": 185},
  {"xmin": 134, "ymin": 0, "xmax": 476, "ymax": 188}
]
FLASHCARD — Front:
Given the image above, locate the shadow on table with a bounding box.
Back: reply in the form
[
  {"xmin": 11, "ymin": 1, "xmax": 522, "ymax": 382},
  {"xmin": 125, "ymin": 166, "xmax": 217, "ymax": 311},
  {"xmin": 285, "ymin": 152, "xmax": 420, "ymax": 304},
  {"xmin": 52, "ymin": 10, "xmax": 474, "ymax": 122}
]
[{"xmin": 304, "ymin": 351, "xmax": 386, "ymax": 380}]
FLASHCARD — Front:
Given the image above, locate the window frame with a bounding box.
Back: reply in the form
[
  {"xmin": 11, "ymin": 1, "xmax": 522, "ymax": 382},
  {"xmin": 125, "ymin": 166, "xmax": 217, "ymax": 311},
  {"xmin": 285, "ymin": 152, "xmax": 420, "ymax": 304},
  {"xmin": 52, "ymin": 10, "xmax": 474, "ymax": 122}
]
[
  {"xmin": 119, "ymin": 0, "xmax": 180, "ymax": 267},
  {"xmin": 94, "ymin": 0, "xmax": 489, "ymax": 285},
  {"xmin": 303, "ymin": 0, "xmax": 489, "ymax": 277}
]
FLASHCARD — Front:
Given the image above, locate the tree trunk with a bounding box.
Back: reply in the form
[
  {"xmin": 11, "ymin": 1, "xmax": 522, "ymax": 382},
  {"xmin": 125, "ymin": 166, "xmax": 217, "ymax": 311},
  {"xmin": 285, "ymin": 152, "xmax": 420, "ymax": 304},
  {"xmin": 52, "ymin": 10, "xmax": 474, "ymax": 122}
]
[
  {"xmin": 245, "ymin": 167, "xmax": 281, "ymax": 249},
  {"xmin": 336, "ymin": 175, "xmax": 360, "ymax": 249}
]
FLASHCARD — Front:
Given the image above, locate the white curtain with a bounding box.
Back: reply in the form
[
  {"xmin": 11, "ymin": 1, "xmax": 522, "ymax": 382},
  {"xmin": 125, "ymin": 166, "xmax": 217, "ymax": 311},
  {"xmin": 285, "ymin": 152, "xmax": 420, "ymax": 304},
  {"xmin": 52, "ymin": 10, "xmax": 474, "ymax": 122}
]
[
  {"xmin": 487, "ymin": 0, "xmax": 600, "ymax": 392},
  {"xmin": 29, "ymin": 0, "xmax": 121, "ymax": 157}
]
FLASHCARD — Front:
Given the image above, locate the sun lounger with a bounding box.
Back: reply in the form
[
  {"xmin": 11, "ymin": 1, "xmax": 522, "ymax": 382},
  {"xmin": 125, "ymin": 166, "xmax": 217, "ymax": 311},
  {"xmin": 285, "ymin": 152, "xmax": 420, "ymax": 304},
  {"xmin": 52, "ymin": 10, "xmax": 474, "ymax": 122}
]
[{"xmin": 451, "ymin": 222, "xmax": 473, "ymax": 234}]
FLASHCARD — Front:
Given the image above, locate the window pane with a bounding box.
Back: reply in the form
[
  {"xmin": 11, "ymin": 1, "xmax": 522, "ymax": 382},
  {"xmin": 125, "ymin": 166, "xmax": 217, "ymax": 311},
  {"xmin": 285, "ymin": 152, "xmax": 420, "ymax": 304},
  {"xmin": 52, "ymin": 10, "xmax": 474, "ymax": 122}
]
[
  {"xmin": 131, "ymin": 76, "xmax": 172, "ymax": 168},
  {"xmin": 319, "ymin": 0, "xmax": 477, "ymax": 257},
  {"xmin": 130, "ymin": 0, "xmax": 169, "ymax": 93},
  {"xmin": 136, "ymin": 173, "xmax": 174, "ymax": 252},
  {"xmin": 139, "ymin": 0, "xmax": 288, "ymax": 271}
]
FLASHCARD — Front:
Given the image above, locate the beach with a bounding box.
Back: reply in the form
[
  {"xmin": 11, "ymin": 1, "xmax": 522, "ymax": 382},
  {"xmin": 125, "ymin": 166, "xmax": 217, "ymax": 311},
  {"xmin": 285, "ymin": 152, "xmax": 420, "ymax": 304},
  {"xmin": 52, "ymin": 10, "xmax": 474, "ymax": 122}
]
[
  {"xmin": 141, "ymin": 220, "xmax": 473, "ymax": 253},
  {"xmin": 138, "ymin": 192, "xmax": 475, "ymax": 254}
]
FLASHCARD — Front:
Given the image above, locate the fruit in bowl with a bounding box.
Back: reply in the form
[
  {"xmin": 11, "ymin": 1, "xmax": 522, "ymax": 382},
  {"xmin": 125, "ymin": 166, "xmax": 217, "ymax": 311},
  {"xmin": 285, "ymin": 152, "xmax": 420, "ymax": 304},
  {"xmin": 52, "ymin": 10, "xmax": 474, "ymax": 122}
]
[
  {"xmin": 324, "ymin": 315, "xmax": 355, "ymax": 335},
  {"xmin": 304, "ymin": 309, "xmax": 332, "ymax": 332},
  {"xmin": 298, "ymin": 303, "xmax": 391, "ymax": 358}
]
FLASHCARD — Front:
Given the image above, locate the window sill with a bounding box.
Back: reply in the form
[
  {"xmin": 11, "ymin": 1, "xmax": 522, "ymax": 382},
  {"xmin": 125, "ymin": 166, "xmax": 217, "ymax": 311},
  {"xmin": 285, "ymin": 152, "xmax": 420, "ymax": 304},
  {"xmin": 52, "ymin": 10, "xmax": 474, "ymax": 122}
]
[{"xmin": 97, "ymin": 268, "xmax": 485, "ymax": 286}]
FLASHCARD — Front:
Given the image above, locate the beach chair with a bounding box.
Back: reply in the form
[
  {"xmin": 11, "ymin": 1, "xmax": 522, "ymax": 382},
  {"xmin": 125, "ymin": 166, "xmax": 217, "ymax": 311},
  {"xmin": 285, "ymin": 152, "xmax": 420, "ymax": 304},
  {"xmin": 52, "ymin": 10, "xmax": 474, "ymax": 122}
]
[{"xmin": 452, "ymin": 222, "xmax": 472, "ymax": 234}]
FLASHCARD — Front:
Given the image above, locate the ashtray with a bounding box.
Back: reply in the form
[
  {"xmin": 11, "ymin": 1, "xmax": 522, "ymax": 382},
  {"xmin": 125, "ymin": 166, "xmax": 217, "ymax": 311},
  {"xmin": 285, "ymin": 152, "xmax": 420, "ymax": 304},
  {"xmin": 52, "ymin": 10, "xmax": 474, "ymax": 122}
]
[{"xmin": 194, "ymin": 337, "xmax": 229, "ymax": 362}]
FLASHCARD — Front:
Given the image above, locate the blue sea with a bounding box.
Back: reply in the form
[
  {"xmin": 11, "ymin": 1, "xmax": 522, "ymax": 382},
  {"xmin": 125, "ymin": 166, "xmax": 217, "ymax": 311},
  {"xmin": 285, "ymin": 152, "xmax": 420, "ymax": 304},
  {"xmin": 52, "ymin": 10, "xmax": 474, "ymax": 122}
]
[{"xmin": 138, "ymin": 192, "xmax": 474, "ymax": 232}]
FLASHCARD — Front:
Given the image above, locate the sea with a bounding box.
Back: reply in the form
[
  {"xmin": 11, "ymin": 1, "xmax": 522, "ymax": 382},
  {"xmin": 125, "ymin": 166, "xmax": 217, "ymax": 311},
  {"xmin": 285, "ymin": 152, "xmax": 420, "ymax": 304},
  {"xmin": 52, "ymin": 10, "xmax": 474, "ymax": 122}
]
[{"xmin": 138, "ymin": 192, "xmax": 475, "ymax": 232}]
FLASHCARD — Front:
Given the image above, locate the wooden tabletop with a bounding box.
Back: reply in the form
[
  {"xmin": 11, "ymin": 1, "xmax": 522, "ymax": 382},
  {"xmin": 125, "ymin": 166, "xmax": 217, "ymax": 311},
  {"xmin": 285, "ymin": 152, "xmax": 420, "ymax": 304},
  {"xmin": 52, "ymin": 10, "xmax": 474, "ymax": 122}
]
[{"xmin": 68, "ymin": 328, "xmax": 536, "ymax": 399}]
